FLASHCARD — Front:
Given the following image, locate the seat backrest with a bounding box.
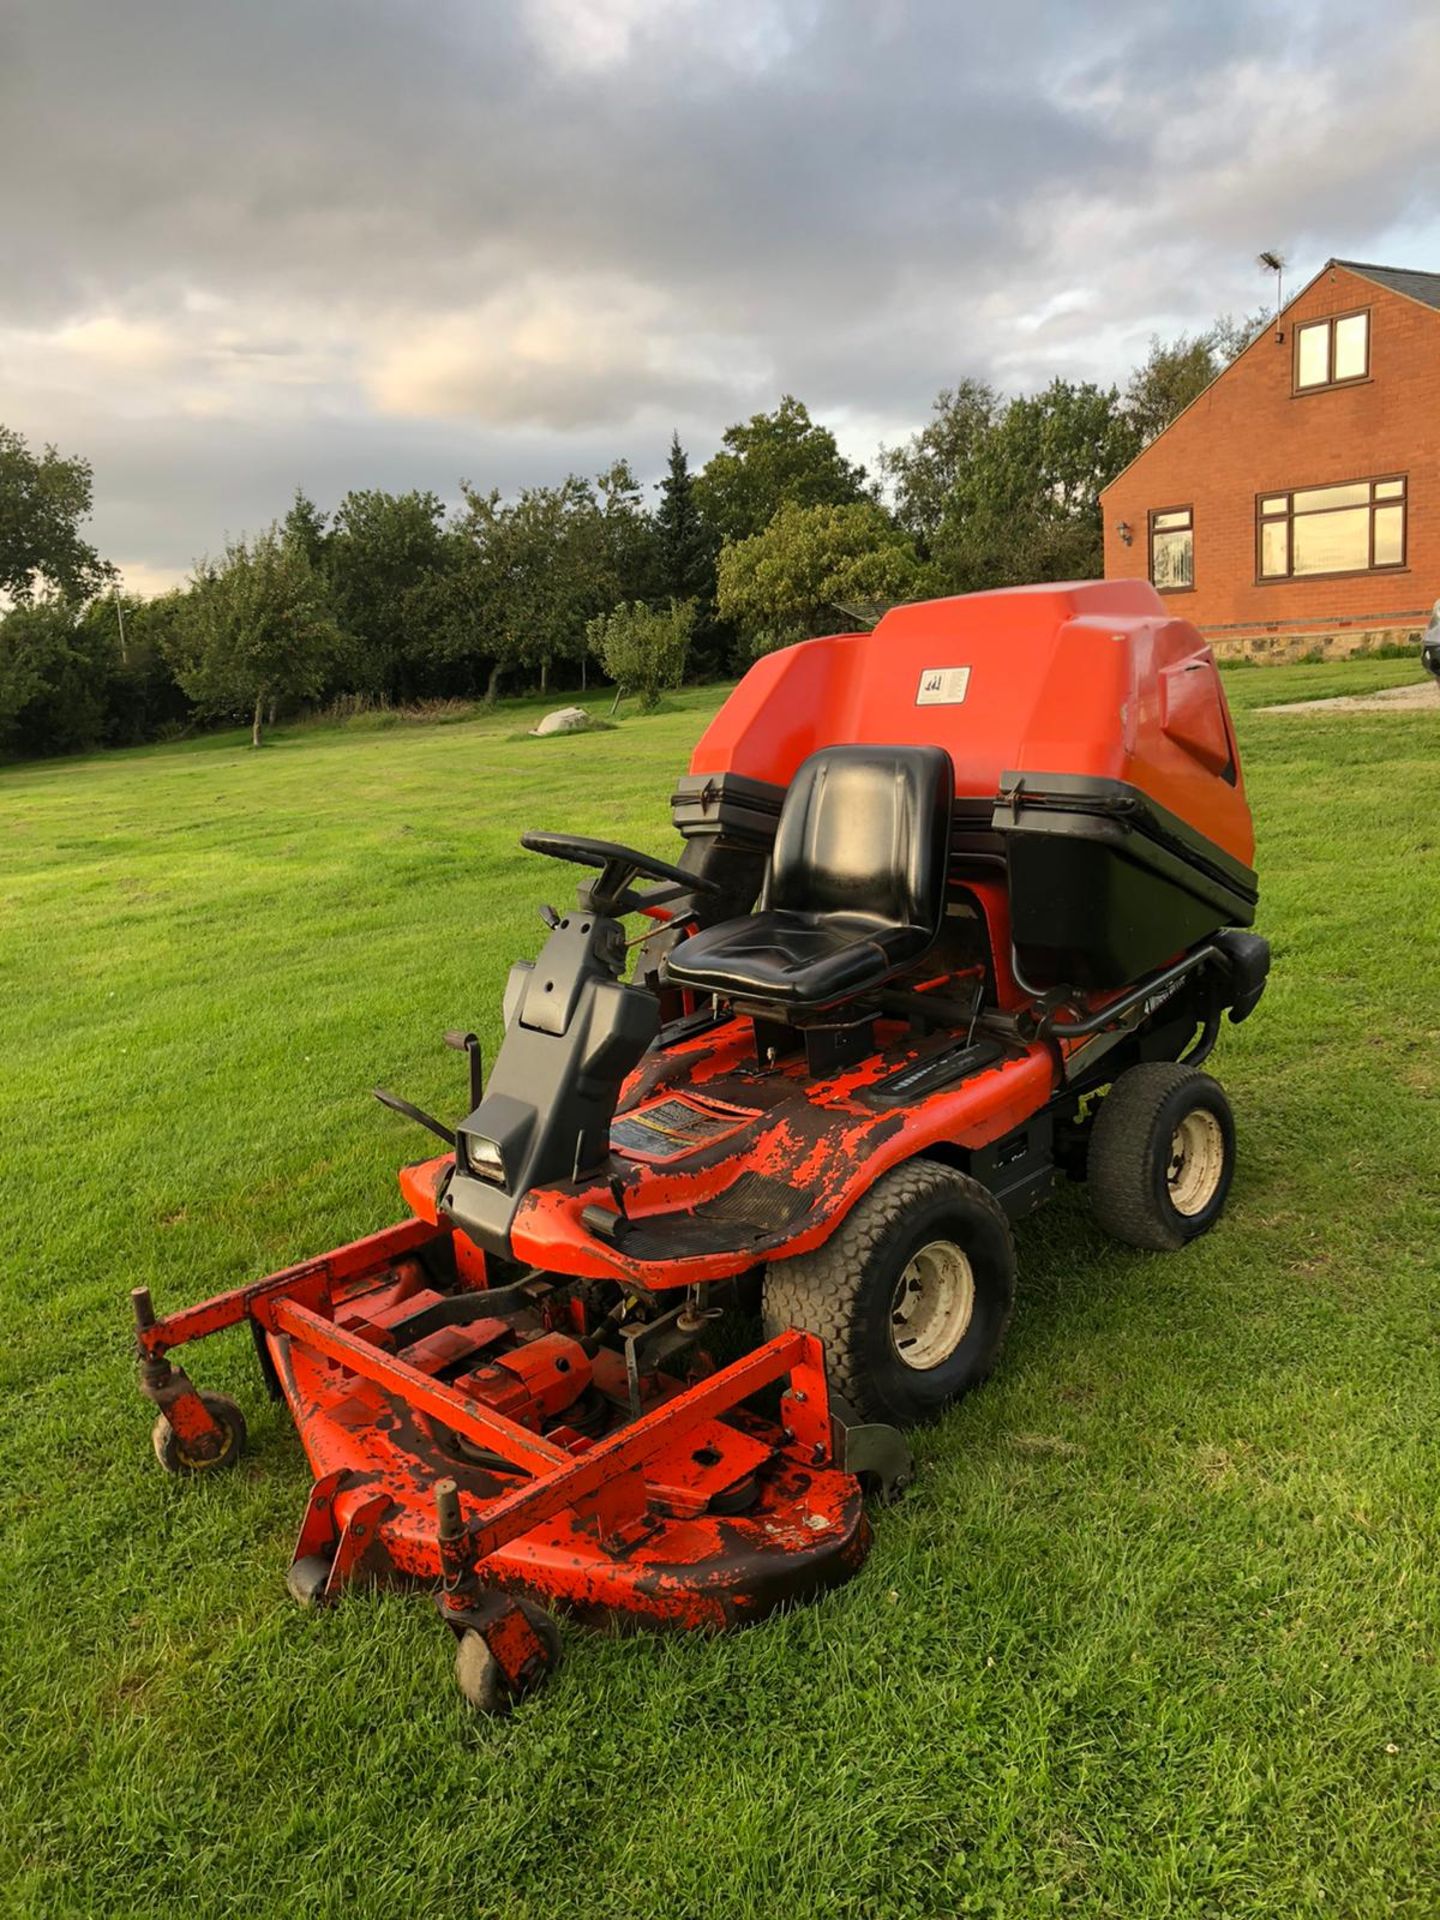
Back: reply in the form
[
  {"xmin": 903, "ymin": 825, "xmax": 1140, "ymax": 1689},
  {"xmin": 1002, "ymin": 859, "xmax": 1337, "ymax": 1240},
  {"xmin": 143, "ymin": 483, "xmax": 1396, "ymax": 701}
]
[{"xmin": 767, "ymin": 743, "xmax": 954, "ymax": 930}]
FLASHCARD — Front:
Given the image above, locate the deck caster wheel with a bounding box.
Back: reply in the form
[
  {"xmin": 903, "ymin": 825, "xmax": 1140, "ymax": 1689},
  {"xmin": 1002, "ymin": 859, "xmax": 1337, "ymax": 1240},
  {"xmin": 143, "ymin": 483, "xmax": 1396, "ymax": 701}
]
[
  {"xmin": 763, "ymin": 1159, "xmax": 1015, "ymax": 1429},
  {"xmin": 1087, "ymin": 1063, "xmax": 1235, "ymax": 1251},
  {"xmin": 453, "ymin": 1601, "xmax": 561, "ymax": 1716},
  {"xmin": 151, "ymin": 1392, "xmax": 248, "ymax": 1475},
  {"xmin": 286, "ymin": 1554, "xmax": 333, "ymax": 1608}
]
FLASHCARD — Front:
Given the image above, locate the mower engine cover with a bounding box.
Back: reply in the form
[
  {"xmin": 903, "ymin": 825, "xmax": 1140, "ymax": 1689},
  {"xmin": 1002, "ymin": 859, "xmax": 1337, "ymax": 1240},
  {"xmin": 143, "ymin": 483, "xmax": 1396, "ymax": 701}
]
[{"xmin": 677, "ymin": 580, "xmax": 1257, "ymax": 988}]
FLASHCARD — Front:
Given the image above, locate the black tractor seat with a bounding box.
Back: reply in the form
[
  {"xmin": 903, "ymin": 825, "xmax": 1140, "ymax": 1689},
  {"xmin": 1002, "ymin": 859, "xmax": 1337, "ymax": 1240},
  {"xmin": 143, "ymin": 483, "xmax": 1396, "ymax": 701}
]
[{"xmin": 663, "ymin": 743, "xmax": 954, "ymax": 1011}]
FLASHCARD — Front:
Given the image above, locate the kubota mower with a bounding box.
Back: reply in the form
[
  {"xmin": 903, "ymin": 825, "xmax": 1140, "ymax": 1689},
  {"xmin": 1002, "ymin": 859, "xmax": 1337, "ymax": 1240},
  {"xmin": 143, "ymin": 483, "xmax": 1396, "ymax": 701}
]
[{"xmin": 135, "ymin": 579, "xmax": 1270, "ymax": 1713}]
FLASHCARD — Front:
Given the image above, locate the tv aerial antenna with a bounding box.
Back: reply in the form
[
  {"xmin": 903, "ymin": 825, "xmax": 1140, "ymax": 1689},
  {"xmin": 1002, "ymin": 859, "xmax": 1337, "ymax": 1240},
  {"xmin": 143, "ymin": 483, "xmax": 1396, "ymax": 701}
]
[{"xmin": 1258, "ymin": 250, "xmax": 1287, "ymax": 337}]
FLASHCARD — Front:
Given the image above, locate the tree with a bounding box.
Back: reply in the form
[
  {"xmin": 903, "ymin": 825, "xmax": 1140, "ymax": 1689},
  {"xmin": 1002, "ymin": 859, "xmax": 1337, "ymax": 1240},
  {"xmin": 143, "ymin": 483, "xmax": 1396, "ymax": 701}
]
[
  {"xmin": 930, "ymin": 379, "xmax": 1140, "ymax": 592},
  {"xmin": 716, "ymin": 500, "xmax": 929, "ymax": 656},
  {"xmin": 444, "ymin": 473, "xmax": 623, "ymax": 701},
  {"xmin": 1210, "ymin": 309, "xmax": 1270, "ymax": 364},
  {"xmin": 0, "ymin": 425, "xmax": 109, "ymax": 604},
  {"xmin": 587, "ymin": 599, "xmax": 694, "ymax": 711},
  {"xmin": 1124, "ymin": 311, "xmax": 1271, "ymax": 446},
  {"xmin": 654, "ymin": 434, "xmax": 714, "ymax": 601},
  {"xmin": 0, "ymin": 599, "xmax": 113, "ymax": 755},
  {"xmin": 76, "ymin": 589, "xmax": 192, "ymax": 745},
  {"xmin": 879, "ymin": 380, "xmax": 999, "ymax": 549},
  {"xmin": 166, "ymin": 526, "xmax": 342, "ymax": 746},
  {"xmin": 327, "ymin": 489, "xmax": 451, "ymax": 702},
  {"xmin": 1124, "ymin": 332, "xmax": 1222, "ymax": 446},
  {"xmin": 597, "ymin": 459, "xmax": 658, "ymax": 602},
  {"xmin": 654, "ymin": 432, "xmax": 728, "ymax": 679},
  {"xmin": 695, "ymin": 396, "xmax": 868, "ymax": 544},
  {"xmin": 282, "ymin": 488, "xmax": 330, "ymax": 571}
]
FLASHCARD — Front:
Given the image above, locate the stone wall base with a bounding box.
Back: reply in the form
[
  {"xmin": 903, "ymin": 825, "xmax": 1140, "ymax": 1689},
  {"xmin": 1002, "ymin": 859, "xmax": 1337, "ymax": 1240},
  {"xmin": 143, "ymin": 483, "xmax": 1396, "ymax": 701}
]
[{"xmin": 1206, "ymin": 623, "xmax": 1425, "ymax": 665}]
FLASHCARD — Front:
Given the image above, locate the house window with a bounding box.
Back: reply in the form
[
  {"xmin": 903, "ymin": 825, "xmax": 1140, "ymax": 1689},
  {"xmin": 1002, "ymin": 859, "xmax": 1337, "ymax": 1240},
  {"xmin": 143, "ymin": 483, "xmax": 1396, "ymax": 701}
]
[
  {"xmin": 1149, "ymin": 506, "xmax": 1194, "ymax": 591},
  {"xmin": 1294, "ymin": 309, "xmax": 1370, "ymax": 391},
  {"xmin": 1257, "ymin": 476, "xmax": 1406, "ymax": 580}
]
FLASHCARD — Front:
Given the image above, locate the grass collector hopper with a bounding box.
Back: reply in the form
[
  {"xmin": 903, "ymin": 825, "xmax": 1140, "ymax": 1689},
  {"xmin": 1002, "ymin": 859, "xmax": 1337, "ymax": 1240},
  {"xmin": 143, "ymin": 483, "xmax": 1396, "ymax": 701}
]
[{"xmin": 134, "ymin": 579, "xmax": 1270, "ymax": 1713}]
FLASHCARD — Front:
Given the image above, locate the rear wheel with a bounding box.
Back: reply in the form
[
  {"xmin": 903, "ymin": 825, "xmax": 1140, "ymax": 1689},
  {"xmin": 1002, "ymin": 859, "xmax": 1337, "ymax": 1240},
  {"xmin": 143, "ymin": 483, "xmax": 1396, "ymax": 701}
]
[
  {"xmin": 1087, "ymin": 1062, "xmax": 1235, "ymax": 1251},
  {"xmin": 762, "ymin": 1159, "xmax": 1015, "ymax": 1428}
]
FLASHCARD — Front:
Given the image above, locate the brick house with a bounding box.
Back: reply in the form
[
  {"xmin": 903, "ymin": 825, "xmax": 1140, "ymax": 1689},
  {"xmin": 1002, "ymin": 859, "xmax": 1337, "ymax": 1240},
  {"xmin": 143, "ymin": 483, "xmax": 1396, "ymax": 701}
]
[{"xmin": 1100, "ymin": 259, "xmax": 1440, "ymax": 659}]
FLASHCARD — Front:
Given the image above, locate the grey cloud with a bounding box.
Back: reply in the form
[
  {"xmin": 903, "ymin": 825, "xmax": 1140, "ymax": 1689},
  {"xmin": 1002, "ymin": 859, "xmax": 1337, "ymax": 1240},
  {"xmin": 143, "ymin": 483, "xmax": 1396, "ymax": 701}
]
[{"xmin": 3, "ymin": 0, "xmax": 1439, "ymax": 582}]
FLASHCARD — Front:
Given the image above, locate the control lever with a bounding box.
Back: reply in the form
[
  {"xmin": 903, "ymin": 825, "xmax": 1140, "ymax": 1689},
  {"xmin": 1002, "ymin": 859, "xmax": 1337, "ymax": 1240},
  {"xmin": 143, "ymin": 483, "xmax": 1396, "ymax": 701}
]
[
  {"xmin": 443, "ymin": 1028, "xmax": 484, "ymax": 1110},
  {"xmin": 579, "ymin": 1177, "xmax": 631, "ymax": 1247}
]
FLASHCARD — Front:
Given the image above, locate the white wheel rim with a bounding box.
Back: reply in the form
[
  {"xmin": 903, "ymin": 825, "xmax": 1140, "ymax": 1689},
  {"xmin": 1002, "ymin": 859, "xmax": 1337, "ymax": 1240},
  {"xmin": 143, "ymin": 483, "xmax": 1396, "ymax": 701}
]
[
  {"xmin": 1167, "ymin": 1108, "xmax": 1225, "ymax": 1215},
  {"xmin": 889, "ymin": 1239, "xmax": 976, "ymax": 1371}
]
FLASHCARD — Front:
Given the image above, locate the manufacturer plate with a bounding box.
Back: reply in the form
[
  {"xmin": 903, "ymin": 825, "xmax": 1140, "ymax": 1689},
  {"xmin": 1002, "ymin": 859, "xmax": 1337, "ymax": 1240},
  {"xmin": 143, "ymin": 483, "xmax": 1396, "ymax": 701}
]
[{"xmin": 915, "ymin": 666, "xmax": 971, "ymax": 706}]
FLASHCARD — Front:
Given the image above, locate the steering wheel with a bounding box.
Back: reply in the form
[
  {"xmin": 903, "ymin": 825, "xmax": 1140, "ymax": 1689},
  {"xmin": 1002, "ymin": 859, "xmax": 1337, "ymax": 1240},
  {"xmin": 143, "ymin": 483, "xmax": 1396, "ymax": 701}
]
[{"xmin": 520, "ymin": 832, "xmax": 722, "ymax": 917}]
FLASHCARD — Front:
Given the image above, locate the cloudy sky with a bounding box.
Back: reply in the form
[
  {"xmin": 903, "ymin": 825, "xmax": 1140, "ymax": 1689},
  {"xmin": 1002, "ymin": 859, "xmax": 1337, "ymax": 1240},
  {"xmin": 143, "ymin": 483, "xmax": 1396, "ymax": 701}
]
[{"xmin": 4, "ymin": 0, "xmax": 1439, "ymax": 594}]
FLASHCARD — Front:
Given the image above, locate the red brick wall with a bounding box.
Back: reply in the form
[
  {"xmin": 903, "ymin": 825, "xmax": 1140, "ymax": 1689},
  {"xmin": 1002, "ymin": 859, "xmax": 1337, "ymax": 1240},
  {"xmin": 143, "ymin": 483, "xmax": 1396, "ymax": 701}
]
[{"xmin": 1100, "ymin": 265, "xmax": 1440, "ymax": 636}]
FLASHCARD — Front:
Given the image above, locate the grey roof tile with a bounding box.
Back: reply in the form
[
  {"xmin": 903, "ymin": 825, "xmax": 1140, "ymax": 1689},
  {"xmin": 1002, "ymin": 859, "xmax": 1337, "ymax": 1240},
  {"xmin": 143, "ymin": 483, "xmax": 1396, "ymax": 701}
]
[{"xmin": 1331, "ymin": 259, "xmax": 1440, "ymax": 311}]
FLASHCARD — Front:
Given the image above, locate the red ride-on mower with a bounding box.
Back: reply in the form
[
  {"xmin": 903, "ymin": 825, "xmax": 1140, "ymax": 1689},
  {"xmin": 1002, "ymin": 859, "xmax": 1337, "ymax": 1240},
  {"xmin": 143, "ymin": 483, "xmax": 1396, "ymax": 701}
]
[{"xmin": 134, "ymin": 580, "xmax": 1270, "ymax": 1714}]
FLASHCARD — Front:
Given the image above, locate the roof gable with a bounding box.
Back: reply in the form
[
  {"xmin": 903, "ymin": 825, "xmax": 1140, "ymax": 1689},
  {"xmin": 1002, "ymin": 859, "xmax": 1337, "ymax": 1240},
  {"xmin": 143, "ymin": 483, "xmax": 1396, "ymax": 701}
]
[{"xmin": 1100, "ymin": 254, "xmax": 1440, "ymax": 497}]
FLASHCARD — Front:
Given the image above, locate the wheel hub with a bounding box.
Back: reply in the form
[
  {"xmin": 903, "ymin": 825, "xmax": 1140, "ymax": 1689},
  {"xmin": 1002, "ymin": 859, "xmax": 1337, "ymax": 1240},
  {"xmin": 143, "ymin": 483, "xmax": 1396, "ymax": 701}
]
[
  {"xmin": 889, "ymin": 1239, "xmax": 976, "ymax": 1371},
  {"xmin": 1167, "ymin": 1108, "xmax": 1225, "ymax": 1215}
]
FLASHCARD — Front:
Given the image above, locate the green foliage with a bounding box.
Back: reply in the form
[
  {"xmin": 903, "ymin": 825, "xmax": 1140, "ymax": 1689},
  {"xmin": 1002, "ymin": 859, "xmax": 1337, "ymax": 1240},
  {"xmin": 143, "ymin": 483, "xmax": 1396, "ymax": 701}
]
[
  {"xmin": 166, "ymin": 525, "xmax": 342, "ymax": 744},
  {"xmin": 1124, "ymin": 311, "xmax": 1272, "ymax": 446},
  {"xmin": 717, "ymin": 499, "xmax": 928, "ymax": 655},
  {"xmin": 695, "ymin": 395, "xmax": 868, "ymax": 544},
  {"xmin": 0, "ymin": 423, "xmax": 109, "ymax": 603},
  {"xmin": 880, "ymin": 379, "xmax": 1000, "ymax": 548},
  {"xmin": 446, "ymin": 476, "xmax": 612, "ymax": 700},
  {"xmin": 586, "ymin": 598, "xmax": 694, "ymax": 709},
  {"xmin": 0, "ymin": 598, "xmax": 113, "ymax": 754},
  {"xmin": 654, "ymin": 433, "xmax": 729, "ymax": 677},
  {"xmin": 0, "ymin": 591, "xmax": 196, "ymax": 758},
  {"xmin": 653, "ymin": 434, "xmax": 715, "ymax": 604},
  {"xmin": 597, "ymin": 459, "xmax": 660, "ymax": 609},
  {"xmin": 77, "ymin": 590, "xmax": 193, "ymax": 746},
  {"xmin": 327, "ymin": 489, "xmax": 452, "ymax": 702},
  {"xmin": 282, "ymin": 488, "xmax": 330, "ymax": 571},
  {"xmin": 1210, "ymin": 308, "xmax": 1271, "ymax": 363},
  {"xmin": 929, "ymin": 378, "xmax": 1141, "ymax": 591},
  {"xmin": 5, "ymin": 318, "xmax": 1325, "ymax": 763},
  {"xmin": 1124, "ymin": 332, "xmax": 1221, "ymax": 446}
]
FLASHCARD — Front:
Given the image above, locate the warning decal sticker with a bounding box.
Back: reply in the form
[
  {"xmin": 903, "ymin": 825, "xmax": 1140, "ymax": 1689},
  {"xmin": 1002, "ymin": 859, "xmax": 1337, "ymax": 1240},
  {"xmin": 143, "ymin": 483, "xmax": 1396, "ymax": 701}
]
[
  {"xmin": 916, "ymin": 666, "xmax": 971, "ymax": 706},
  {"xmin": 610, "ymin": 1097, "xmax": 755, "ymax": 1162}
]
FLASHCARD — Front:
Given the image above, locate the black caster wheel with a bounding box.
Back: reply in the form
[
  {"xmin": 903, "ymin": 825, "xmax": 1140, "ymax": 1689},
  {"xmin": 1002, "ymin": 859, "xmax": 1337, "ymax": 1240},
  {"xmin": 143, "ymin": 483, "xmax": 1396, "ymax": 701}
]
[
  {"xmin": 453, "ymin": 1601, "xmax": 562, "ymax": 1715},
  {"xmin": 285, "ymin": 1554, "xmax": 334, "ymax": 1608},
  {"xmin": 151, "ymin": 1392, "xmax": 248, "ymax": 1475}
]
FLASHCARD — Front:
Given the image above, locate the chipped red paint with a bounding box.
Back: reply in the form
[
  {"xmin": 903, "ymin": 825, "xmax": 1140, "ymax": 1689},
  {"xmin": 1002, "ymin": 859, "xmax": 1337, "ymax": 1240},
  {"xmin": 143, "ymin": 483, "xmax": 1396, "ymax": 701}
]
[
  {"xmin": 392, "ymin": 891, "xmax": 1061, "ymax": 1298},
  {"xmin": 506, "ymin": 1016, "xmax": 1054, "ymax": 1289}
]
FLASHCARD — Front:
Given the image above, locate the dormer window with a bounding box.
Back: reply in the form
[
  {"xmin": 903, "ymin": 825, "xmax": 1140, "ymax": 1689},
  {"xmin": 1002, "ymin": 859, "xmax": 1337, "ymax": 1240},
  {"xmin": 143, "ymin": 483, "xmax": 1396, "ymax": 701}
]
[{"xmin": 1295, "ymin": 310, "xmax": 1369, "ymax": 391}]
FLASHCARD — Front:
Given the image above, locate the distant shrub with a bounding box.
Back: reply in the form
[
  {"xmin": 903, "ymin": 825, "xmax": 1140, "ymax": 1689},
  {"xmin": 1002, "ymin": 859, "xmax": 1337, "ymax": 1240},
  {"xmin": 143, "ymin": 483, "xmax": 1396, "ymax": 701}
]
[
  {"xmin": 300, "ymin": 692, "xmax": 478, "ymax": 731},
  {"xmin": 587, "ymin": 600, "xmax": 694, "ymax": 712}
]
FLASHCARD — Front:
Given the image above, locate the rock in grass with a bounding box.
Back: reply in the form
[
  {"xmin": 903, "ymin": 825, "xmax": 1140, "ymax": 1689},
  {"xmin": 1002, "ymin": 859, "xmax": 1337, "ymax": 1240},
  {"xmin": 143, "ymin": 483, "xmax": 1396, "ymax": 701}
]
[{"xmin": 530, "ymin": 706, "xmax": 593, "ymax": 736}]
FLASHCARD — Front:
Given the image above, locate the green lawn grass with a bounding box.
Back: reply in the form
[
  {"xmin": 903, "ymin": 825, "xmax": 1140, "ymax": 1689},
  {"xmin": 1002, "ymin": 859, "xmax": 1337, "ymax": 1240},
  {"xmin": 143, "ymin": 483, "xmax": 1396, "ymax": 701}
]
[{"xmin": 2, "ymin": 663, "xmax": 1437, "ymax": 1918}]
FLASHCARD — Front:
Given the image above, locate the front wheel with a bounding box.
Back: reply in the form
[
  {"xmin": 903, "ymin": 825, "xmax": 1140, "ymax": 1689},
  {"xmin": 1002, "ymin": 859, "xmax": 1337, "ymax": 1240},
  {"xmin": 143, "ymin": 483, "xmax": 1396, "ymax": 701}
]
[
  {"xmin": 762, "ymin": 1160, "xmax": 1016, "ymax": 1428},
  {"xmin": 1087, "ymin": 1062, "xmax": 1236, "ymax": 1251},
  {"xmin": 151, "ymin": 1392, "xmax": 248, "ymax": 1475},
  {"xmin": 453, "ymin": 1602, "xmax": 562, "ymax": 1715}
]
